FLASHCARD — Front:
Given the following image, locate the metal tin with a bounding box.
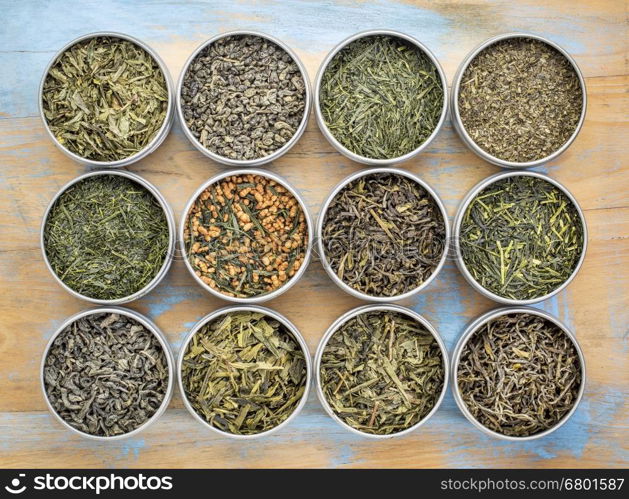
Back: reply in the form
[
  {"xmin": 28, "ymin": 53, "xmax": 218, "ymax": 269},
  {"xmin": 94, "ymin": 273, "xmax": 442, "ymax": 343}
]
[
  {"xmin": 314, "ymin": 303, "xmax": 449, "ymax": 439},
  {"xmin": 40, "ymin": 306, "xmax": 175, "ymax": 441},
  {"xmin": 451, "ymin": 306, "xmax": 586, "ymax": 441},
  {"xmin": 453, "ymin": 170, "xmax": 587, "ymax": 305},
  {"xmin": 317, "ymin": 167, "xmax": 450, "ymax": 302},
  {"xmin": 177, "ymin": 305, "xmax": 312, "ymax": 439},
  {"xmin": 179, "ymin": 168, "xmax": 313, "ymax": 303},
  {"xmin": 451, "ymin": 32, "xmax": 587, "ymax": 169},
  {"xmin": 41, "ymin": 170, "xmax": 176, "ymax": 304},
  {"xmin": 314, "ymin": 29, "xmax": 448, "ymax": 166},
  {"xmin": 176, "ymin": 30, "xmax": 312, "ymax": 167},
  {"xmin": 38, "ymin": 31, "xmax": 175, "ymax": 168}
]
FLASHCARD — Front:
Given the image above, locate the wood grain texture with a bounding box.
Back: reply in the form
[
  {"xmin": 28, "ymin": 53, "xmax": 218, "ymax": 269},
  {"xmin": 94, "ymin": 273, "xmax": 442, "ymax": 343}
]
[{"xmin": 0, "ymin": 0, "xmax": 627, "ymax": 469}]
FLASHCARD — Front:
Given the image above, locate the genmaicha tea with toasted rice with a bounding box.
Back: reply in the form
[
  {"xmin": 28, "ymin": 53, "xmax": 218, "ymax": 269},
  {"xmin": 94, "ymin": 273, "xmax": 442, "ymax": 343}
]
[
  {"xmin": 320, "ymin": 310, "xmax": 444, "ymax": 435},
  {"xmin": 184, "ymin": 173, "xmax": 308, "ymax": 299},
  {"xmin": 42, "ymin": 36, "xmax": 168, "ymax": 162},
  {"xmin": 457, "ymin": 312, "xmax": 582, "ymax": 437},
  {"xmin": 180, "ymin": 311, "xmax": 307, "ymax": 435},
  {"xmin": 43, "ymin": 312, "xmax": 169, "ymax": 437},
  {"xmin": 458, "ymin": 37, "xmax": 583, "ymax": 163},
  {"xmin": 319, "ymin": 34, "xmax": 444, "ymax": 160},
  {"xmin": 181, "ymin": 34, "xmax": 306, "ymax": 161}
]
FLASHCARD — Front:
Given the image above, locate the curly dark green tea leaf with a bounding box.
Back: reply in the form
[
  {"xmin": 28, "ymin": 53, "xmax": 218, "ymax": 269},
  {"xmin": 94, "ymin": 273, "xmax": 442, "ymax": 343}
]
[
  {"xmin": 320, "ymin": 35, "xmax": 443, "ymax": 159},
  {"xmin": 44, "ymin": 175, "xmax": 170, "ymax": 300},
  {"xmin": 43, "ymin": 312, "xmax": 169, "ymax": 437},
  {"xmin": 460, "ymin": 175, "xmax": 584, "ymax": 300},
  {"xmin": 42, "ymin": 36, "xmax": 168, "ymax": 161},
  {"xmin": 181, "ymin": 311, "xmax": 307, "ymax": 435},
  {"xmin": 457, "ymin": 313, "xmax": 582, "ymax": 437},
  {"xmin": 181, "ymin": 35, "xmax": 306, "ymax": 160},
  {"xmin": 458, "ymin": 37, "xmax": 583, "ymax": 163},
  {"xmin": 323, "ymin": 173, "xmax": 446, "ymax": 297},
  {"xmin": 320, "ymin": 310, "xmax": 444, "ymax": 435}
]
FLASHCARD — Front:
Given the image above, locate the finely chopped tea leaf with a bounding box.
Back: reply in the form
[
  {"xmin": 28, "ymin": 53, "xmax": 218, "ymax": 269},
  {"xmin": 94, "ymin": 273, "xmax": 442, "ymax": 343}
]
[
  {"xmin": 458, "ymin": 38, "xmax": 583, "ymax": 163},
  {"xmin": 184, "ymin": 174, "xmax": 308, "ymax": 298},
  {"xmin": 322, "ymin": 173, "xmax": 446, "ymax": 297},
  {"xmin": 44, "ymin": 175, "xmax": 169, "ymax": 300},
  {"xmin": 42, "ymin": 37, "xmax": 168, "ymax": 161},
  {"xmin": 320, "ymin": 35, "xmax": 443, "ymax": 159},
  {"xmin": 457, "ymin": 313, "xmax": 582, "ymax": 437},
  {"xmin": 43, "ymin": 313, "xmax": 169, "ymax": 437},
  {"xmin": 181, "ymin": 311, "xmax": 307, "ymax": 435},
  {"xmin": 320, "ymin": 311, "xmax": 444, "ymax": 435},
  {"xmin": 460, "ymin": 176, "xmax": 584, "ymax": 300},
  {"xmin": 181, "ymin": 35, "xmax": 306, "ymax": 160}
]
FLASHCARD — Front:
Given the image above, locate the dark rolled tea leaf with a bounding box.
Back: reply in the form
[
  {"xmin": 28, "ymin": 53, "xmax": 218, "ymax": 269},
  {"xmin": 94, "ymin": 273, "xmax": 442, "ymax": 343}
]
[
  {"xmin": 184, "ymin": 173, "xmax": 308, "ymax": 298},
  {"xmin": 181, "ymin": 34, "xmax": 306, "ymax": 161},
  {"xmin": 320, "ymin": 310, "xmax": 444, "ymax": 435},
  {"xmin": 320, "ymin": 35, "xmax": 443, "ymax": 159},
  {"xmin": 460, "ymin": 175, "xmax": 584, "ymax": 300},
  {"xmin": 457, "ymin": 312, "xmax": 582, "ymax": 437},
  {"xmin": 458, "ymin": 37, "xmax": 583, "ymax": 163},
  {"xmin": 43, "ymin": 312, "xmax": 169, "ymax": 437},
  {"xmin": 322, "ymin": 172, "xmax": 446, "ymax": 297},
  {"xmin": 181, "ymin": 311, "xmax": 307, "ymax": 435},
  {"xmin": 42, "ymin": 36, "xmax": 168, "ymax": 162},
  {"xmin": 44, "ymin": 175, "xmax": 170, "ymax": 300}
]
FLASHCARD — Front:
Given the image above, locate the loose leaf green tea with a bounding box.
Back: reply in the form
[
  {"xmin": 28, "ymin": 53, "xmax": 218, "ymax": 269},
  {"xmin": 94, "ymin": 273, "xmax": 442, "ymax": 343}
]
[
  {"xmin": 320, "ymin": 35, "xmax": 443, "ymax": 159},
  {"xmin": 322, "ymin": 172, "xmax": 446, "ymax": 297},
  {"xmin": 181, "ymin": 35, "xmax": 306, "ymax": 160},
  {"xmin": 320, "ymin": 310, "xmax": 444, "ymax": 435},
  {"xmin": 460, "ymin": 175, "xmax": 584, "ymax": 300},
  {"xmin": 42, "ymin": 36, "xmax": 168, "ymax": 161},
  {"xmin": 44, "ymin": 175, "xmax": 170, "ymax": 300},
  {"xmin": 458, "ymin": 37, "xmax": 583, "ymax": 162},
  {"xmin": 185, "ymin": 174, "xmax": 308, "ymax": 298},
  {"xmin": 43, "ymin": 312, "xmax": 169, "ymax": 437},
  {"xmin": 181, "ymin": 311, "xmax": 307, "ymax": 435},
  {"xmin": 457, "ymin": 312, "xmax": 582, "ymax": 437}
]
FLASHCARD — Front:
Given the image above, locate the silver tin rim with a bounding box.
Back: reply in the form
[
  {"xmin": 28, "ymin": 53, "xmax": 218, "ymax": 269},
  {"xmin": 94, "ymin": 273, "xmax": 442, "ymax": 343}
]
[
  {"xmin": 314, "ymin": 29, "xmax": 448, "ymax": 166},
  {"xmin": 40, "ymin": 169, "xmax": 176, "ymax": 305},
  {"xmin": 451, "ymin": 32, "xmax": 587, "ymax": 169},
  {"xmin": 179, "ymin": 168, "xmax": 313, "ymax": 303},
  {"xmin": 177, "ymin": 305, "xmax": 312, "ymax": 439},
  {"xmin": 316, "ymin": 167, "xmax": 450, "ymax": 302},
  {"xmin": 453, "ymin": 170, "xmax": 588, "ymax": 305},
  {"xmin": 176, "ymin": 30, "xmax": 312, "ymax": 167},
  {"xmin": 314, "ymin": 303, "xmax": 449, "ymax": 439},
  {"xmin": 40, "ymin": 306, "xmax": 175, "ymax": 441},
  {"xmin": 38, "ymin": 31, "xmax": 175, "ymax": 168},
  {"xmin": 451, "ymin": 306, "xmax": 586, "ymax": 441}
]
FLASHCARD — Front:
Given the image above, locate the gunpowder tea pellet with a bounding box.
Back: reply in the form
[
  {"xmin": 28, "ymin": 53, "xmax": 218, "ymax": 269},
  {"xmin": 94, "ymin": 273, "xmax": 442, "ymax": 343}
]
[
  {"xmin": 43, "ymin": 312, "xmax": 169, "ymax": 437},
  {"xmin": 319, "ymin": 35, "xmax": 444, "ymax": 160},
  {"xmin": 320, "ymin": 310, "xmax": 444, "ymax": 435},
  {"xmin": 457, "ymin": 312, "xmax": 582, "ymax": 437},
  {"xmin": 181, "ymin": 34, "xmax": 307, "ymax": 161},
  {"xmin": 44, "ymin": 174, "xmax": 170, "ymax": 301},
  {"xmin": 42, "ymin": 36, "xmax": 169, "ymax": 162},
  {"xmin": 181, "ymin": 311, "xmax": 308, "ymax": 435},
  {"xmin": 459, "ymin": 175, "xmax": 584, "ymax": 301},
  {"xmin": 322, "ymin": 172, "xmax": 446, "ymax": 297},
  {"xmin": 458, "ymin": 37, "xmax": 583, "ymax": 163},
  {"xmin": 184, "ymin": 174, "xmax": 308, "ymax": 298}
]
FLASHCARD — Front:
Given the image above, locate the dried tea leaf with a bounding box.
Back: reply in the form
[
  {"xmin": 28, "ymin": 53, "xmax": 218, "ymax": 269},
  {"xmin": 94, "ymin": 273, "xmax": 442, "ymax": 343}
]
[
  {"xmin": 181, "ymin": 311, "xmax": 307, "ymax": 435},
  {"xmin": 43, "ymin": 312, "xmax": 169, "ymax": 437},
  {"xmin": 320, "ymin": 310, "xmax": 444, "ymax": 435},
  {"xmin": 42, "ymin": 36, "xmax": 168, "ymax": 161}
]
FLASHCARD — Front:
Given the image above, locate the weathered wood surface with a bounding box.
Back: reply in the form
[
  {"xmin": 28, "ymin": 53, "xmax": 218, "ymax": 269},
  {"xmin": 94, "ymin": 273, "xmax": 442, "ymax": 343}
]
[{"xmin": 0, "ymin": 0, "xmax": 627, "ymax": 468}]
